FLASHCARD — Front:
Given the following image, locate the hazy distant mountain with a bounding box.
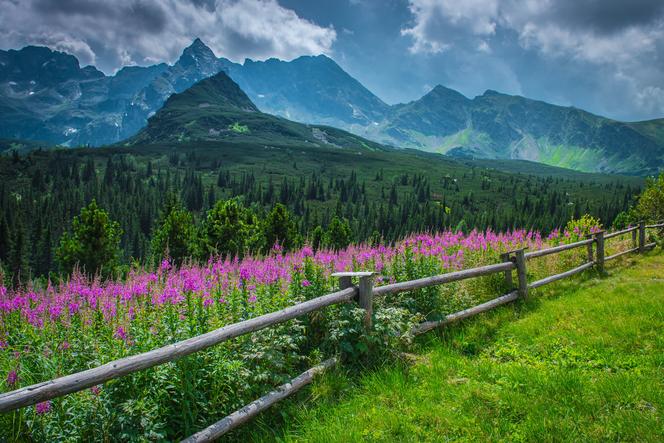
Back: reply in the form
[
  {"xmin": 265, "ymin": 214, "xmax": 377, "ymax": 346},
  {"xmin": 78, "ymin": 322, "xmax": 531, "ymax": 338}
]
[
  {"xmin": 128, "ymin": 70, "xmax": 387, "ymax": 152},
  {"xmin": 2, "ymin": 39, "xmax": 663, "ymax": 174},
  {"xmin": 0, "ymin": 40, "xmax": 233, "ymax": 146},
  {"xmin": 359, "ymin": 88, "xmax": 664, "ymax": 175},
  {"xmin": 224, "ymin": 54, "xmax": 390, "ymax": 128}
]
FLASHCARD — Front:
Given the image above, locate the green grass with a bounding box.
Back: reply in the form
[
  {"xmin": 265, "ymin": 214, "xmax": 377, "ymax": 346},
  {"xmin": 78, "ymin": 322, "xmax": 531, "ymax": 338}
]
[
  {"xmin": 229, "ymin": 122, "xmax": 250, "ymax": 133},
  {"xmin": 245, "ymin": 252, "xmax": 664, "ymax": 442}
]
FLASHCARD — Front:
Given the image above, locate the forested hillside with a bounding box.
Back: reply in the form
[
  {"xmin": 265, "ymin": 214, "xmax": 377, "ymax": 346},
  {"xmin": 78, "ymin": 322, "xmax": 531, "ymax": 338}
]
[{"xmin": 0, "ymin": 142, "xmax": 640, "ymax": 281}]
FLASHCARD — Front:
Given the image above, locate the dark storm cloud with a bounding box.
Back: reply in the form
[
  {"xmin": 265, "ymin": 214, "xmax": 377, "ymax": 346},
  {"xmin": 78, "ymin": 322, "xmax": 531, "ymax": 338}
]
[
  {"xmin": 552, "ymin": 0, "xmax": 664, "ymax": 35},
  {"xmin": 33, "ymin": 0, "xmax": 168, "ymax": 35}
]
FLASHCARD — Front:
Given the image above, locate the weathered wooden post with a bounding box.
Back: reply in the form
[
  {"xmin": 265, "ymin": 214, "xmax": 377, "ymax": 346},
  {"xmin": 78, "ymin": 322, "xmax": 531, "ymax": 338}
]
[
  {"xmin": 500, "ymin": 252, "xmax": 513, "ymax": 290},
  {"xmin": 595, "ymin": 231, "xmax": 605, "ymax": 274},
  {"xmin": 337, "ymin": 275, "xmax": 352, "ymax": 290},
  {"xmin": 632, "ymin": 225, "xmax": 638, "ymax": 249},
  {"xmin": 332, "ymin": 271, "xmax": 375, "ymax": 330},
  {"xmin": 638, "ymin": 221, "xmax": 646, "ymax": 253},
  {"xmin": 585, "ymin": 234, "xmax": 594, "ymax": 263},
  {"xmin": 514, "ymin": 249, "xmax": 528, "ymax": 299},
  {"xmin": 358, "ymin": 274, "xmax": 374, "ymax": 330}
]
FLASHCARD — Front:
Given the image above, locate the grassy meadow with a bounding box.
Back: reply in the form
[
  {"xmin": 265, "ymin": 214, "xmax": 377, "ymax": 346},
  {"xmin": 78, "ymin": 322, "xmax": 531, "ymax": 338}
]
[{"xmin": 246, "ymin": 251, "xmax": 664, "ymax": 442}]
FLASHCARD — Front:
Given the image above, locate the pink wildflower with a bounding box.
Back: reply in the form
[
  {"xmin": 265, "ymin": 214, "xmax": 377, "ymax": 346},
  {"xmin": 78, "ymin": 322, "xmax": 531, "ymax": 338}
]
[
  {"xmin": 114, "ymin": 326, "xmax": 128, "ymax": 341},
  {"xmin": 35, "ymin": 401, "xmax": 51, "ymax": 415},
  {"xmin": 160, "ymin": 259, "xmax": 171, "ymax": 272},
  {"xmin": 301, "ymin": 279, "xmax": 311, "ymax": 287},
  {"xmin": 6, "ymin": 370, "xmax": 18, "ymax": 387}
]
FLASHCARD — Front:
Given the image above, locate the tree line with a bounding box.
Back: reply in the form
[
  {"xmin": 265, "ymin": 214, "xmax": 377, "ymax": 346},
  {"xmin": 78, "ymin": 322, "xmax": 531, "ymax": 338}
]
[{"xmin": 0, "ymin": 147, "xmax": 640, "ymax": 284}]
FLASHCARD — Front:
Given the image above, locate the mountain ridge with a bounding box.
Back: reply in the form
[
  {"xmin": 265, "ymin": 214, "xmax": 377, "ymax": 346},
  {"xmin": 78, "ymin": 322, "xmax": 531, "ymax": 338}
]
[
  {"xmin": 127, "ymin": 70, "xmax": 388, "ymax": 153},
  {"xmin": 1, "ymin": 40, "xmax": 663, "ymax": 174}
]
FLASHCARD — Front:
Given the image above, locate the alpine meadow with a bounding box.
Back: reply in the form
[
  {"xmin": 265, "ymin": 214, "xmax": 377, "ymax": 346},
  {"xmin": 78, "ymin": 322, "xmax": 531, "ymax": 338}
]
[{"xmin": 0, "ymin": 1, "xmax": 663, "ymax": 442}]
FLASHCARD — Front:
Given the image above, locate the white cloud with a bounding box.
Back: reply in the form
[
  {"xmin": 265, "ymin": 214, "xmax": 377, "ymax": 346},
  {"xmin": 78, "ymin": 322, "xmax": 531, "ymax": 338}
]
[
  {"xmin": 0, "ymin": 0, "xmax": 336, "ymax": 73},
  {"xmin": 402, "ymin": 0, "xmax": 664, "ymax": 67}
]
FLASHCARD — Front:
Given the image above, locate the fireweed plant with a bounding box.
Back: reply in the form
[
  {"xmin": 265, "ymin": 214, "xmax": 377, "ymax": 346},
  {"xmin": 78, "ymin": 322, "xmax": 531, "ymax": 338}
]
[{"xmin": 1, "ymin": 223, "xmax": 628, "ymax": 441}]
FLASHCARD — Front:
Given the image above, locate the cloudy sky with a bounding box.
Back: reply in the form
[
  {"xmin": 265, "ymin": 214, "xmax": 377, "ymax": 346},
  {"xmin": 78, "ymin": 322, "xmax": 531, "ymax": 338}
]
[{"xmin": 1, "ymin": 0, "xmax": 663, "ymax": 121}]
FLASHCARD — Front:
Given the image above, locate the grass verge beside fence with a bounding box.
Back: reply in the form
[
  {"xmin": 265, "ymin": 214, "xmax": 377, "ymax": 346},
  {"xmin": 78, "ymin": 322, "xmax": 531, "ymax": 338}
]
[{"xmin": 247, "ymin": 252, "xmax": 664, "ymax": 442}]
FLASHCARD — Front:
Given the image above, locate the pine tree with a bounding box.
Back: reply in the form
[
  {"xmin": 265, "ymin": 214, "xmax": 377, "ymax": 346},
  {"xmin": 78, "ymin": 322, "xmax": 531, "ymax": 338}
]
[
  {"xmin": 151, "ymin": 197, "xmax": 199, "ymax": 265},
  {"xmin": 55, "ymin": 200, "xmax": 123, "ymax": 277},
  {"xmin": 264, "ymin": 204, "xmax": 297, "ymax": 252}
]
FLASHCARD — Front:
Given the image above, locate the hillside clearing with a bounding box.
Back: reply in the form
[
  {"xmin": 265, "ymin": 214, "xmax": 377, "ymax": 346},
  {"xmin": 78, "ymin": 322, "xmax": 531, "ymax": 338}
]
[{"xmin": 248, "ymin": 252, "xmax": 664, "ymax": 442}]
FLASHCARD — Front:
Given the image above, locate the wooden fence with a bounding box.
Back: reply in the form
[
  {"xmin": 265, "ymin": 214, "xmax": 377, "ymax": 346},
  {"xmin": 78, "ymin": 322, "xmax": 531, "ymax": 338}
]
[{"xmin": 1, "ymin": 221, "xmax": 662, "ymax": 442}]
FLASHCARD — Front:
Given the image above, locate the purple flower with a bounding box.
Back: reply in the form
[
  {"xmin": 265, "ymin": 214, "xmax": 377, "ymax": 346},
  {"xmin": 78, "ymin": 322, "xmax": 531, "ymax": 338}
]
[
  {"xmin": 35, "ymin": 401, "xmax": 51, "ymax": 415},
  {"xmin": 59, "ymin": 341, "xmax": 70, "ymax": 351},
  {"xmin": 90, "ymin": 386, "xmax": 101, "ymax": 396},
  {"xmin": 114, "ymin": 326, "xmax": 128, "ymax": 341},
  {"xmin": 6, "ymin": 370, "xmax": 18, "ymax": 387},
  {"xmin": 160, "ymin": 259, "xmax": 171, "ymax": 272},
  {"xmin": 301, "ymin": 279, "xmax": 311, "ymax": 287}
]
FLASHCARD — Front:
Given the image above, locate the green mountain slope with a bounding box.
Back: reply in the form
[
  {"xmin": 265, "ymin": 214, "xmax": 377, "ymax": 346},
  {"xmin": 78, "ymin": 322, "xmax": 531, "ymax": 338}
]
[
  {"xmin": 360, "ymin": 89, "xmax": 664, "ymax": 175},
  {"xmin": 127, "ymin": 71, "xmax": 387, "ymax": 152}
]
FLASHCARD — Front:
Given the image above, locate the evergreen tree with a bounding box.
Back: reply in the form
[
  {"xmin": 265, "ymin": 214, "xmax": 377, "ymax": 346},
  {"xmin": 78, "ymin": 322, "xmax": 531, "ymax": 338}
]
[
  {"xmin": 151, "ymin": 197, "xmax": 199, "ymax": 265},
  {"xmin": 264, "ymin": 203, "xmax": 297, "ymax": 252},
  {"xmin": 0, "ymin": 212, "xmax": 9, "ymax": 264},
  {"xmin": 7, "ymin": 222, "xmax": 30, "ymax": 284},
  {"xmin": 55, "ymin": 200, "xmax": 122, "ymax": 277},
  {"xmin": 325, "ymin": 216, "xmax": 351, "ymax": 251},
  {"xmin": 203, "ymin": 199, "xmax": 263, "ymax": 258},
  {"xmin": 311, "ymin": 225, "xmax": 324, "ymax": 252}
]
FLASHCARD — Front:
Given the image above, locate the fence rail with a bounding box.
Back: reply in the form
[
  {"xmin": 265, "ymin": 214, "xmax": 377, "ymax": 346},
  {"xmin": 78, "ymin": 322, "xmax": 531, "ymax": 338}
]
[{"xmin": 0, "ymin": 221, "xmax": 661, "ymax": 441}]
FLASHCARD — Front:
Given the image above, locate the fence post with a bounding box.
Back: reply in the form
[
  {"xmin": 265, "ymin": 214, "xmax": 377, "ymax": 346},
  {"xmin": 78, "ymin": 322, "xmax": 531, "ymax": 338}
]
[
  {"xmin": 358, "ymin": 275, "xmax": 374, "ymax": 330},
  {"xmin": 500, "ymin": 252, "xmax": 513, "ymax": 290},
  {"xmin": 595, "ymin": 231, "xmax": 605, "ymax": 274},
  {"xmin": 585, "ymin": 234, "xmax": 594, "ymax": 263},
  {"xmin": 632, "ymin": 226, "xmax": 638, "ymax": 249},
  {"xmin": 331, "ymin": 271, "xmax": 375, "ymax": 330},
  {"xmin": 514, "ymin": 249, "xmax": 528, "ymax": 299},
  {"xmin": 337, "ymin": 275, "xmax": 352, "ymax": 290},
  {"xmin": 639, "ymin": 221, "xmax": 646, "ymax": 253}
]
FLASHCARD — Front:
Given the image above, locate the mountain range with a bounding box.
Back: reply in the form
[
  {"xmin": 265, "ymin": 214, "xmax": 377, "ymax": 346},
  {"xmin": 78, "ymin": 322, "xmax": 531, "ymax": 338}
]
[{"xmin": 1, "ymin": 39, "xmax": 663, "ymax": 174}]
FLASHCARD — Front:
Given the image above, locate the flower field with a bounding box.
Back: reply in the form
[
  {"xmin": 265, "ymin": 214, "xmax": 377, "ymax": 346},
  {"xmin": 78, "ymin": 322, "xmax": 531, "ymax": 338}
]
[{"xmin": 0, "ymin": 225, "xmax": 625, "ymax": 441}]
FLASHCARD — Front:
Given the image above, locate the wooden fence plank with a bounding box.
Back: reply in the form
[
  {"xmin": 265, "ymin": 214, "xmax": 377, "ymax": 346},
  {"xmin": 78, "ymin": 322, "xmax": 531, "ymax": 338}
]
[
  {"xmin": 412, "ymin": 291, "xmax": 519, "ymax": 335},
  {"xmin": 524, "ymin": 238, "xmax": 593, "ymax": 259},
  {"xmin": 372, "ymin": 262, "xmax": 514, "ymax": 297},
  {"xmin": 528, "ymin": 261, "xmax": 595, "ymax": 289},
  {"xmin": 604, "ymin": 226, "xmax": 638, "ymax": 239},
  {"xmin": 181, "ymin": 358, "xmax": 338, "ymax": 442},
  {"xmin": 605, "ymin": 247, "xmax": 639, "ymax": 261}
]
